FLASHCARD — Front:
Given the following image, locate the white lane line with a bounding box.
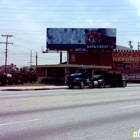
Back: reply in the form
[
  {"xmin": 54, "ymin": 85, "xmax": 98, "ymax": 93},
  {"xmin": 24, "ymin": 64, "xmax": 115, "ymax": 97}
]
[
  {"xmin": 119, "ymin": 104, "xmax": 140, "ymax": 109},
  {"xmin": 0, "ymin": 119, "xmax": 40, "ymax": 126}
]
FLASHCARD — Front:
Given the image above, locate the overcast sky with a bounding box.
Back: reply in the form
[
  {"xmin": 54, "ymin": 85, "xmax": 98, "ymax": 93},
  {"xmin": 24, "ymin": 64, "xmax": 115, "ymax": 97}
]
[{"xmin": 0, "ymin": 0, "xmax": 140, "ymax": 67}]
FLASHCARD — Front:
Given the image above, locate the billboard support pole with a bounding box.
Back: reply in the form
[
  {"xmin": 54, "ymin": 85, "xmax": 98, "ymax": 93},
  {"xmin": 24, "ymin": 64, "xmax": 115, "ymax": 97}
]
[
  {"xmin": 60, "ymin": 51, "xmax": 62, "ymax": 64},
  {"xmin": 36, "ymin": 52, "xmax": 38, "ymax": 66}
]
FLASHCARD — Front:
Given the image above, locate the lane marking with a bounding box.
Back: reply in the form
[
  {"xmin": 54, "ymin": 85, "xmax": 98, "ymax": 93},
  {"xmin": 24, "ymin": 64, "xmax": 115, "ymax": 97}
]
[
  {"xmin": 0, "ymin": 89, "xmax": 140, "ymax": 101},
  {"xmin": 0, "ymin": 119, "xmax": 40, "ymax": 126},
  {"xmin": 119, "ymin": 104, "xmax": 140, "ymax": 109},
  {"xmin": 0, "ymin": 100, "xmax": 74, "ymax": 110},
  {"xmin": 0, "ymin": 94, "xmax": 140, "ymax": 110}
]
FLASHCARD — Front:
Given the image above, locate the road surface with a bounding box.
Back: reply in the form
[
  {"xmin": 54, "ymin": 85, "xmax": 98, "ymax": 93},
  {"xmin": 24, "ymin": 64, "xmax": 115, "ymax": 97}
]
[{"xmin": 0, "ymin": 86, "xmax": 140, "ymax": 140}]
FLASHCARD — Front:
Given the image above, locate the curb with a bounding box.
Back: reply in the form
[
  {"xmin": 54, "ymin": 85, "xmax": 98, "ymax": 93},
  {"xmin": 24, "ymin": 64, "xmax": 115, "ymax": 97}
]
[
  {"xmin": 127, "ymin": 84, "xmax": 140, "ymax": 87},
  {"xmin": 1, "ymin": 87, "xmax": 68, "ymax": 91},
  {"xmin": 0, "ymin": 84, "xmax": 139, "ymax": 91}
]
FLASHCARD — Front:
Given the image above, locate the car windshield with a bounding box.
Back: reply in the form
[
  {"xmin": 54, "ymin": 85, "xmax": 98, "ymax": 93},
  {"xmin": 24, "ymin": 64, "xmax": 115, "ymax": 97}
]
[
  {"xmin": 76, "ymin": 69, "xmax": 89, "ymax": 74},
  {"xmin": 92, "ymin": 74, "xmax": 102, "ymax": 78},
  {"xmin": 76, "ymin": 69, "xmax": 83, "ymax": 73},
  {"xmin": 71, "ymin": 73, "xmax": 82, "ymax": 76}
]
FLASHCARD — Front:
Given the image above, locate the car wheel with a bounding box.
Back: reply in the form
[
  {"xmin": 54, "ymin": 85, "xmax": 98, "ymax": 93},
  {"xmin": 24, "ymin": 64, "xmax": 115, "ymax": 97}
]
[
  {"xmin": 88, "ymin": 83, "xmax": 94, "ymax": 88},
  {"xmin": 68, "ymin": 85, "xmax": 73, "ymax": 89},
  {"xmin": 111, "ymin": 84, "xmax": 118, "ymax": 88},
  {"xmin": 80, "ymin": 81, "xmax": 84, "ymax": 89},
  {"xmin": 121, "ymin": 81, "xmax": 126, "ymax": 87},
  {"xmin": 98, "ymin": 80, "xmax": 105, "ymax": 88},
  {"xmin": 89, "ymin": 85, "xmax": 94, "ymax": 88}
]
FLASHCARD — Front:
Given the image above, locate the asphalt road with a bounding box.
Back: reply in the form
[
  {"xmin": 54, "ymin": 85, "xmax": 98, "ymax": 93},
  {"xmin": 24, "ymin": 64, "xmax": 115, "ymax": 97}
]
[{"xmin": 0, "ymin": 86, "xmax": 140, "ymax": 140}]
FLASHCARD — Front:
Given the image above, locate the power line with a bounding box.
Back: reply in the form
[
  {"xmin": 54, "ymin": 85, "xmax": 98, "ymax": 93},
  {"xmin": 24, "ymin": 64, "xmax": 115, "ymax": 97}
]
[
  {"xmin": 0, "ymin": 3, "xmax": 130, "ymax": 8},
  {"xmin": 0, "ymin": 34, "xmax": 13, "ymax": 73},
  {"xmin": 0, "ymin": 29, "xmax": 139, "ymax": 33},
  {"xmin": 0, "ymin": 29, "xmax": 44, "ymax": 33},
  {"xmin": 13, "ymin": 37, "xmax": 44, "ymax": 45},
  {"xmin": 6, "ymin": 55, "xmax": 59, "ymax": 59},
  {"xmin": 13, "ymin": 44, "xmax": 40, "ymax": 52},
  {"xmin": 0, "ymin": 57, "xmax": 4, "ymax": 62},
  {"xmin": 1, "ymin": 20, "xmax": 140, "ymax": 24},
  {"xmin": 8, "ymin": 53, "xmax": 30, "ymax": 56},
  {"xmin": 0, "ymin": 8, "xmax": 138, "ymax": 11},
  {"xmin": 0, "ymin": 16, "xmax": 137, "ymax": 20}
]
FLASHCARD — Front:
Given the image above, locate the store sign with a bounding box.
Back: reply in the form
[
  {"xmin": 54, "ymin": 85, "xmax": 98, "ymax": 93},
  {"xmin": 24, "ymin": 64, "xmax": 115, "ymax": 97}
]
[
  {"xmin": 113, "ymin": 52, "xmax": 140, "ymax": 62},
  {"xmin": 113, "ymin": 63, "xmax": 140, "ymax": 69},
  {"xmin": 125, "ymin": 74, "xmax": 140, "ymax": 81}
]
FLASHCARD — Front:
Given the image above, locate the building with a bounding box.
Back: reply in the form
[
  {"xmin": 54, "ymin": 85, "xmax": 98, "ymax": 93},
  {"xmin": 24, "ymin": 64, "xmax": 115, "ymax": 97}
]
[
  {"xmin": 35, "ymin": 45, "xmax": 140, "ymax": 84},
  {"xmin": 67, "ymin": 45, "xmax": 140, "ymax": 82},
  {"xmin": 35, "ymin": 63, "xmax": 111, "ymax": 85},
  {"xmin": 36, "ymin": 28, "xmax": 140, "ymax": 84}
]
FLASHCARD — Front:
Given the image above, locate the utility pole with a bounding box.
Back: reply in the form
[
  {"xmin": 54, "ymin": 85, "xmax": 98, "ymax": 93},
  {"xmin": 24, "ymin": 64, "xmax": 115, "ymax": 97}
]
[
  {"xmin": 0, "ymin": 35, "xmax": 13, "ymax": 73},
  {"xmin": 29, "ymin": 50, "xmax": 33, "ymax": 67},
  {"xmin": 128, "ymin": 41, "xmax": 133, "ymax": 49},
  {"xmin": 138, "ymin": 42, "xmax": 140, "ymax": 51},
  {"xmin": 36, "ymin": 52, "xmax": 38, "ymax": 66}
]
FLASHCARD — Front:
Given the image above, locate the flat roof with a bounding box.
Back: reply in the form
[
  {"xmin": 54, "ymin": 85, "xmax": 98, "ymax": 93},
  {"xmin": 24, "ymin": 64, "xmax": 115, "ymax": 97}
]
[{"xmin": 33, "ymin": 64, "xmax": 112, "ymax": 69}]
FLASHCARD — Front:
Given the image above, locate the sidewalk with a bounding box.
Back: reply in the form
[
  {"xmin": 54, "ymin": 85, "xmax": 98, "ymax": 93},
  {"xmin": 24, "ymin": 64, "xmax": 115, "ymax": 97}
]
[
  {"xmin": 0, "ymin": 85, "xmax": 68, "ymax": 91},
  {"xmin": 0, "ymin": 83, "xmax": 140, "ymax": 91}
]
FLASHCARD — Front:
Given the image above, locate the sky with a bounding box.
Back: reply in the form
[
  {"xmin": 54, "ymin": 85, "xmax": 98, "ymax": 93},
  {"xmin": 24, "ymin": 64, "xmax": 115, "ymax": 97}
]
[{"xmin": 0, "ymin": 0, "xmax": 140, "ymax": 67}]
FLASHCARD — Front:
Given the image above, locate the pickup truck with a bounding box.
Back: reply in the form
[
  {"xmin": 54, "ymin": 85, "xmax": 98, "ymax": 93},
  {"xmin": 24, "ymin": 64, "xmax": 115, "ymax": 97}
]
[{"xmin": 66, "ymin": 68, "xmax": 127, "ymax": 89}]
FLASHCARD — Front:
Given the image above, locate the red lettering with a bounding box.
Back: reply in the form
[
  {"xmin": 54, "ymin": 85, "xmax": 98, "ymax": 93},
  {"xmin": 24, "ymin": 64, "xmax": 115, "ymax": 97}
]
[
  {"xmin": 138, "ymin": 52, "xmax": 140, "ymax": 57},
  {"xmin": 127, "ymin": 53, "xmax": 131, "ymax": 57},
  {"xmin": 118, "ymin": 53, "xmax": 123, "ymax": 57},
  {"xmin": 123, "ymin": 52, "xmax": 128, "ymax": 57},
  {"xmin": 132, "ymin": 53, "xmax": 136, "ymax": 57},
  {"xmin": 112, "ymin": 53, "xmax": 117, "ymax": 57}
]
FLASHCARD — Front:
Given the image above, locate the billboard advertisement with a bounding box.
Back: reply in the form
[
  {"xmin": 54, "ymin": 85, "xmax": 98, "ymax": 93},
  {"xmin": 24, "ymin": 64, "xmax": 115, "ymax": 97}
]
[{"xmin": 46, "ymin": 28, "xmax": 116, "ymax": 50}]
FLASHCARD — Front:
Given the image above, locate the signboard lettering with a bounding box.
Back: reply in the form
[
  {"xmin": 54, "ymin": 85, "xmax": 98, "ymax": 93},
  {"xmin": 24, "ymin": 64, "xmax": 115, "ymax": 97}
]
[
  {"xmin": 113, "ymin": 52, "xmax": 140, "ymax": 62},
  {"xmin": 113, "ymin": 63, "xmax": 140, "ymax": 69}
]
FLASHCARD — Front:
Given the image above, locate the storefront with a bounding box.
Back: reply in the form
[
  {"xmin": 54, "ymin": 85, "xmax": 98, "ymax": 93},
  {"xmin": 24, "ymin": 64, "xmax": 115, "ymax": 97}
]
[
  {"xmin": 112, "ymin": 50, "xmax": 140, "ymax": 81},
  {"xmin": 35, "ymin": 64, "xmax": 111, "ymax": 85}
]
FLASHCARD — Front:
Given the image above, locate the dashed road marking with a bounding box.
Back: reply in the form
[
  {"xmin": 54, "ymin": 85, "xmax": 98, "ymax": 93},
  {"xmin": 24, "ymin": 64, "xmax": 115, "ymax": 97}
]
[
  {"xmin": 119, "ymin": 104, "xmax": 140, "ymax": 109},
  {"xmin": 0, "ymin": 119, "xmax": 40, "ymax": 126}
]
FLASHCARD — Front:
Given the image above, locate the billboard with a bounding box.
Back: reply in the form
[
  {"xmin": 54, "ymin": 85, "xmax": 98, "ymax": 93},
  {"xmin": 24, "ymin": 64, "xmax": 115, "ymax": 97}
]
[{"xmin": 46, "ymin": 28, "xmax": 116, "ymax": 50}]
